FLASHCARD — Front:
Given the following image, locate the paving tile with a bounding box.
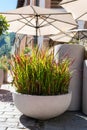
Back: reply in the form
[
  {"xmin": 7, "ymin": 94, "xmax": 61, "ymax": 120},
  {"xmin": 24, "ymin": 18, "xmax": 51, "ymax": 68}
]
[
  {"xmin": 6, "ymin": 118, "xmax": 20, "ymax": 123},
  {"xmin": 0, "ymin": 114, "xmax": 14, "ymax": 118},
  {"xmin": 0, "ymin": 111, "xmax": 4, "ymax": 114},
  {"xmin": 0, "ymin": 122, "xmax": 18, "ymax": 128},
  {"xmin": 0, "ymin": 127, "xmax": 7, "ymax": 130},
  {"xmin": 0, "ymin": 118, "xmax": 7, "ymax": 122}
]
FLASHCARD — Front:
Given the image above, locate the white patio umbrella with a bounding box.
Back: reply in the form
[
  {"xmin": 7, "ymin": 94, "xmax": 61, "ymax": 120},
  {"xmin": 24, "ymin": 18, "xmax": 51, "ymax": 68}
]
[
  {"xmin": 60, "ymin": 0, "xmax": 87, "ymax": 21},
  {"xmin": 0, "ymin": 5, "xmax": 77, "ymax": 43}
]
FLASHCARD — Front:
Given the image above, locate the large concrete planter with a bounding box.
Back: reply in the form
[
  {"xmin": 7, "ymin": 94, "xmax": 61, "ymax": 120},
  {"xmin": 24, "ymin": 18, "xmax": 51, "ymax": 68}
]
[
  {"xmin": 54, "ymin": 44, "xmax": 85, "ymax": 111},
  {"xmin": 82, "ymin": 60, "xmax": 87, "ymax": 115},
  {"xmin": 13, "ymin": 92, "xmax": 72, "ymax": 120}
]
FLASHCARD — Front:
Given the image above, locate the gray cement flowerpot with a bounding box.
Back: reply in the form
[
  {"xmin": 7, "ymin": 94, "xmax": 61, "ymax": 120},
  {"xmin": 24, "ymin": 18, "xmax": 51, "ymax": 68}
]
[
  {"xmin": 54, "ymin": 44, "xmax": 85, "ymax": 111},
  {"xmin": 82, "ymin": 60, "xmax": 87, "ymax": 115},
  {"xmin": 13, "ymin": 92, "xmax": 72, "ymax": 120}
]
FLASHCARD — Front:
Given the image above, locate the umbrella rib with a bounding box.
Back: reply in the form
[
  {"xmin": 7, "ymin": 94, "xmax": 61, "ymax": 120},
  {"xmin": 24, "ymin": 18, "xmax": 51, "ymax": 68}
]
[
  {"xmin": 41, "ymin": 16, "xmax": 75, "ymax": 38},
  {"xmin": 7, "ymin": 16, "xmax": 28, "ymax": 23},
  {"xmin": 39, "ymin": 15, "xmax": 76, "ymax": 29},
  {"xmin": 15, "ymin": 21, "xmax": 29, "ymax": 33},
  {"xmin": 17, "ymin": 20, "xmax": 36, "ymax": 28},
  {"xmin": 39, "ymin": 15, "xmax": 51, "ymax": 27},
  {"xmin": 39, "ymin": 19, "xmax": 58, "ymax": 28},
  {"xmin": 40, "ymin": 15, "xmax": 77, "ymax": 26},
  {"xmin": 30, "ymin": 6, "xmax": 37, "ymax": 15},
  {"xmin": 37, "ymin": 14, "xmax": 77, "ymax": 28},
  {"xmin": 0, "ymin": 12, "xmax": 73, "ymax": 15},
  {"xmin": 20, "ymin": 14, "xmax": 35, "ymax": 27},
  {"xmin": 7, "ymin": 15, "xmax": 35, "ymax": 27},
  {"xmin": 19, "ymin": 14, "xmax": 40, "ymax": 28},
  {"xmin": 76, "ymin": 12, "xmax": 87, "ymax": 20},
  {"xmin": 36, "ymin": 14, "xmax": 77, "ymax": 29}
]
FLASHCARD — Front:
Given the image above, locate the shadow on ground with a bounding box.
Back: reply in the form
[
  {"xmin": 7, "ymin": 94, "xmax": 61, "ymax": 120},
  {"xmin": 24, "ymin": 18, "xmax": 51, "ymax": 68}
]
[
  {"xmin": 20, "ymin": 115, "xmax": 45, "ymax": 130},
  {"xmin": 0, "ymin": 89, "xmax": 13, "ymax": 102},
  {"xmin": 20, "ymin": 111, "xmax": 87, "ymax": 130}
]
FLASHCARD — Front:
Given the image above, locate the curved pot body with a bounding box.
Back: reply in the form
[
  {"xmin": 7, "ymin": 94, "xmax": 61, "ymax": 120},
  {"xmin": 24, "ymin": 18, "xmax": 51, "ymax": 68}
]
[{"xmin": 13, "ymin": 92, "xmax": 72, "ymax": 120}]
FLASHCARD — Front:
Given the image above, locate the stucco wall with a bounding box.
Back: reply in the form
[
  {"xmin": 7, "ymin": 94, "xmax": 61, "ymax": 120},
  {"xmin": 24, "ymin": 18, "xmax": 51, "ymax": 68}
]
[
  {"xmin": 19, "ymin": 36, "xmax": 27, "ymax": 54},
  {"xmin": 45, "ymin": 0, "xmax": 51, "ymax": 8}
]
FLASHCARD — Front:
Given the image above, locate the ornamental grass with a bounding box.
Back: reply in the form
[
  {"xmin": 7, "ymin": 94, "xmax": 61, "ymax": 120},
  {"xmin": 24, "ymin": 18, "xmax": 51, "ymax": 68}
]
[{"xmin": 10, "ymin": 48, "xmax": 72, "ymax": 95}]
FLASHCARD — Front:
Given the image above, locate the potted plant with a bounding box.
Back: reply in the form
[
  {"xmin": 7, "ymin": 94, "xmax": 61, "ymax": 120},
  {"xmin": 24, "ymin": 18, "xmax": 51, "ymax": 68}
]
[
  {"xmin": 0, "ymin": 56, "xmax": 9, "ymax": 86},
  {"xmin": 10, "ymin": 48, "xmax": 72, "ymax": 120},
  {"xmin": 0, "ymin": 56, "xmax": 9, "ymax": 84},
  {"xmin": 0, "ymin": 62, "xmax": 4, "ymax": 87}
]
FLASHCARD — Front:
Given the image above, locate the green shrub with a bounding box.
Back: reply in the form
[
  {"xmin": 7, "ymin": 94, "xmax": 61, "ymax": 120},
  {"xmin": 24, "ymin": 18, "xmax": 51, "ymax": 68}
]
[
  {"xmin": 0, "ymin": 15, "xmax": 9, "ymax": 35},
  {"xmin": 0, "ymin": 56, "xmax": 8, "ymax": 70},
  {"xmin": 24, "ymin": 47, "xmax": 31, "ymax": 54}
]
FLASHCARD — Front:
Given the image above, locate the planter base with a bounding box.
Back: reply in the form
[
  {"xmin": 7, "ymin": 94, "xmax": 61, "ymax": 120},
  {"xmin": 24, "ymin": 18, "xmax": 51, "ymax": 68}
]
[{"xmin": 13, "ymin": 92, "xmax": 72, "ymax": 120}]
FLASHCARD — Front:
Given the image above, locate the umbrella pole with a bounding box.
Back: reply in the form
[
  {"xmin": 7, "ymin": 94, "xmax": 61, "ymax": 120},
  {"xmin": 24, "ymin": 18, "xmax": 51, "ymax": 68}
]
[
  {"xmin": 35, "ymin": 15, "xmax": 38, "ymax": 46},
  {"xmin": 36, "ymin": 27, "xmax": 38, "ymax": 45},
  {"xmin": 35, "ymin": 14, "xmax": 38, "ymax": 45}
]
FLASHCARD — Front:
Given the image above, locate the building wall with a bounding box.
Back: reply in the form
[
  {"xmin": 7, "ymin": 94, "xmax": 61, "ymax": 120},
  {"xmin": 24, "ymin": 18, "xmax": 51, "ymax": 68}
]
[
  {"xmin": 24, "ymin": 0, "xmax": 30, "ymax": 5},
  {"xmin": 84, "ymin": 21, "xmax": 87, "ymax": 29},
  {"xmin": 27, "ymin": 0, "xmax": 30, "ymax": 5},
  {"xmin": 30, "ymin": 0, "xmax": 36, "ymax": 5},
  {"xmin": 45, "ymin": 0, "xmax": 50, "ymax": 8},
  {"xmin": 17, "ymin": 0, "xmax": 25, "ymax": 8},
  {"xmin": 19, "ymin": 35, "xmax": 27, "ymax": 54}
]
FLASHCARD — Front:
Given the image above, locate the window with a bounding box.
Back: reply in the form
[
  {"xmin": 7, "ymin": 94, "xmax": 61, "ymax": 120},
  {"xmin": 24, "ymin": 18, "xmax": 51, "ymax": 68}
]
[
  {"xmin": 36, "ymin": 0, "xmax": 39, "ymax": 6},
  {"xmin": 51, "ymin": 0, "xmax": 62, "ymax": 8},
  {"xmin": 39, "ymin": 0, "xmax": 45, "ymax": 7}
]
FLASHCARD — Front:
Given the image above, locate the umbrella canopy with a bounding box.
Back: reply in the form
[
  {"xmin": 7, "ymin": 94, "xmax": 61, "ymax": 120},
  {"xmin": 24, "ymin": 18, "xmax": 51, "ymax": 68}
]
[
  {"xmin": 60, "ymin": 0, "xmax": 87, "ymax": 20},
  {"xmin": 0, "ymin": 5, "xmax": 77, "ymax": 37},
  {"xmin": 50, "ymin": 29, "xmax": 87, "ymax": 43},
  {"xmin": 49, "ymin": 31, "xmax": 76, "ymax": 43}
]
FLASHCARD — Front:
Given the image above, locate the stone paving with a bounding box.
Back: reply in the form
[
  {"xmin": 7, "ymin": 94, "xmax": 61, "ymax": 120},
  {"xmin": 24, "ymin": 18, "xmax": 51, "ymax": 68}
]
[{"xmin": 0, "ymin": 82, "xmax": 87, "ymax": 129}]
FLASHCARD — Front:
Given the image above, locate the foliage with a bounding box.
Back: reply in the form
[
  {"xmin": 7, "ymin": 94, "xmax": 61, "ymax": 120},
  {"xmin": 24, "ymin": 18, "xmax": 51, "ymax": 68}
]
[
  {"xmin": 0, "ymin": 33, "xmax": 15, "ymax": 57},
  {"xmin": 0, "ymin": 15, "xmax": 14, "ymax": 57},
  {"xmin": 0, "ymin": 15, "xmax": 9, "ymax": 36},
  {"xmin": 24, "ymin": 47, "xmax": 31, "ymax": 54},
  {"xmin": 0, "ymin": 56, "xmax": 9, "ymax": 70},
  {"xmin": 10, "ymin": 48, "xmax": 72, "ymax": 95}
]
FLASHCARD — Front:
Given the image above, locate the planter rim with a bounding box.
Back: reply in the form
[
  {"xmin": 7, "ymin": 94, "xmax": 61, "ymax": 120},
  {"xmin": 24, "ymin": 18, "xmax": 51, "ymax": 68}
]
[{"xmin": 13, "ymin": 91, "xmax": 71, "ymax": 97}]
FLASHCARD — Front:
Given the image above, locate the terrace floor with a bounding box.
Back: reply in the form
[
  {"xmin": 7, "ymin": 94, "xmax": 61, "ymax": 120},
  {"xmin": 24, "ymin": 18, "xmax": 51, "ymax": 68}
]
[{"xmin": 0, "ymin": 73, "xmax": 87, "ymax": 130}]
